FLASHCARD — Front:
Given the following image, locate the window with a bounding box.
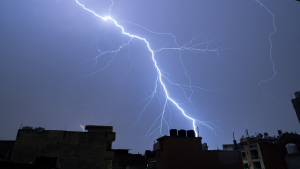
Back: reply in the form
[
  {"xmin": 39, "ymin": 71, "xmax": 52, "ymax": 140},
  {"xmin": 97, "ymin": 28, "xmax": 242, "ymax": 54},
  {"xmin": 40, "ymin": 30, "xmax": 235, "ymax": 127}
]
[{"xmin": 161, "ymin": 143, "xmax": 164, "ymax": 150}]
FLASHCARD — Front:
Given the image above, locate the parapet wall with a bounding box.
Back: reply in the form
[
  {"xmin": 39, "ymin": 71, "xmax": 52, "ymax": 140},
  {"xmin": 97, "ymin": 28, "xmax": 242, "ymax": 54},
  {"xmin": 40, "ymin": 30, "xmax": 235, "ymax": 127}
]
[{"xmin": 11, "ymin": 129, "xmax": 115, "ymax": 169}]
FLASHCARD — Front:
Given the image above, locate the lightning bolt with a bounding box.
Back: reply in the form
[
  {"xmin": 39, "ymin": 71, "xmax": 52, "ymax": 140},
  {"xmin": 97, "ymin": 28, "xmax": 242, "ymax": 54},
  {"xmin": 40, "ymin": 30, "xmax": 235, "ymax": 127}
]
[
  {"xmin": 75, "ymin": 0, "xmax": 226, "ymax": 138},
  {"xmin": 80, "ymin": 119, "xmax": 112, "ymax": 132},
  {"xmin": 74, "ymin": 0, "xmax": 286, "ymax": 141}
]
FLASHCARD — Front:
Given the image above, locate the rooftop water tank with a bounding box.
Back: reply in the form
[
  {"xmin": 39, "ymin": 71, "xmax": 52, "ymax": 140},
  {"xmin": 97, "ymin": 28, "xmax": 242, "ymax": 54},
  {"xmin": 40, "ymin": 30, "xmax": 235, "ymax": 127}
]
[
  {"xmin": 286, "ymin": 143, "xmax": 300, "ymax": 154},
  {"xmin": 170, "ymin": 129, "xmax": 177, "ymax": 136},
  {"xmin": 187, "ymin": 130, "xmax": 195, "ymax": 137},
  {"xmin": 178, "ymin": 129, "xmax": 186, "ymax": 137}
]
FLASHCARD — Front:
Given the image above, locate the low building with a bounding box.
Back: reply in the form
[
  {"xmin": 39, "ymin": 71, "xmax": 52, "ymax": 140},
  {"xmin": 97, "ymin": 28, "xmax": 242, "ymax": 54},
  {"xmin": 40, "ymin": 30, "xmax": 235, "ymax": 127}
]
[
  {"xmin": 10, "ymin": 125, "xmax": 115, "ymax": 169},
  {"xmin": 111, "ymin": 149, "xmax": 144, "ymax": 169},
  {"xmin": 154, "ymin": 129, "xmax": 243, "ymax": 169},
  {"xmin": 232, "ymin": 130, "xmax": 300, "ymax": 169},
  {"xmin": 145, "ymin": 150, "xmax": 157, "ymax": 169}
]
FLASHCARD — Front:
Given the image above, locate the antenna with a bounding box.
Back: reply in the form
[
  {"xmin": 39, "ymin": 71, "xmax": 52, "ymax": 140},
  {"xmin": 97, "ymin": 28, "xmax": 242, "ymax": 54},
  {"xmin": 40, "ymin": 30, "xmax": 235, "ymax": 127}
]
[
  {"xmin": 197, "ymin": 127, "xmax": 199, "ymax": 137},
  {"xmin": 233, "ymin": 132, "xmax": 238, "ymax": 149},
  {"xmin": 245, "ymin": 129, "xmax": 249, "ymax": 138},
  {"xmin": 20, "ymin": 123, "xmax": 22, "ymax": 129}
]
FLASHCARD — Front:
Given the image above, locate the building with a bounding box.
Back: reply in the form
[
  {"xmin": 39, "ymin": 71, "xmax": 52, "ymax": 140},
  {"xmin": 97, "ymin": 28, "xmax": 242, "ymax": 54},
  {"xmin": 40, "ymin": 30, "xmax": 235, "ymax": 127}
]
[
  {"xmin": 111, "ymin": 149, "xmax": 144, "ymax": 169},
  {"xmin": 145, "ymin": 150, "xmax": 156, "ymax": 169},
  {"xmin": 230, "ymin": 130, "xmax": 300, "ymax": 169},
  {"xmin": 153, "ymin": 129, "xmax": 243, "ymax": 169},
  {"xmin": 144, "ymin": 140, "xmax": 159, "ymax": 169},
  {"xmin": 239, "ymin": 132, "xmax": 278, "ymax": 169},
  {"xmin": 10, "ymin": 125, "xmax": 115, "ymax": 169},
  {"xmin": 292, "ymin": 91, "xmax": 300, "ymax": 123}
]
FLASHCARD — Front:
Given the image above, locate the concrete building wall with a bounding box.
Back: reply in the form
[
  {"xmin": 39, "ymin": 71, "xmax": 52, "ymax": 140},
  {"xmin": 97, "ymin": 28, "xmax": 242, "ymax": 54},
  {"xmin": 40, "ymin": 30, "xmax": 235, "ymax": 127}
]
[
  {"xmin": 256, "ymin": 143, "xmax": 265, "ymax": 169},
  {"xmin": 284, "ymin": 154, "xmax": 300, "ymax": 169},
  {"xmin": 239, "ymin": 133, "xmax": 300, "ymax": 169},
  {"xmin": 11, "ymin": 128, "xmax": 115, "ymax": 169},
  {"xmin": 156, "ymin": 136, "xmax": 243, "ymax": 169},
  {"xmin": 259, "ymin": 143, "xmax": 287, "ymax": 169},
  {"xmin": 156, "ymin": 137, "xmax": 203, "ymax": 169},
  {"xmin": 243, "ymin": 143, "xmax": 265, "ymax": 169},
  {"xmin": 153, "ymin": 142, "xmax": 159, "ymax": 151}
]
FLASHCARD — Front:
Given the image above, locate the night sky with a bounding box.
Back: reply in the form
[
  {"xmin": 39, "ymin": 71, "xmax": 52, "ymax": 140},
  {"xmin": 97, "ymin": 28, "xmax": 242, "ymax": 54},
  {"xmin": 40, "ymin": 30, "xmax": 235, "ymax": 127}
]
[{"xmin": 1, "ymin": 0, "xmax": 299, "ymax": 154}]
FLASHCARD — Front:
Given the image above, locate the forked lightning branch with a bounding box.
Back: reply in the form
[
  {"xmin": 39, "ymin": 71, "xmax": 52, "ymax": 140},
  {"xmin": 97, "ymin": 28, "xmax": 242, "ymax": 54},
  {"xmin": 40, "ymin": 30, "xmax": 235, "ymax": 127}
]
[{"xmin": 75, "ymin": 0, "xmax": 276, "ymax": 138}]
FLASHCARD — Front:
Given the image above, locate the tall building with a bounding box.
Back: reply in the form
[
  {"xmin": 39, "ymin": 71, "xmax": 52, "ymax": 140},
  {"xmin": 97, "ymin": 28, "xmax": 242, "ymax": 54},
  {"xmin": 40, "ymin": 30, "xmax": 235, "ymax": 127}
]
[
  {"xmin": 225, "ymin": 130, "xmax": 300, "ymax": 169},
  {"xmin": 10, "ymin": 125, "xmax": 115, "ymax": 169},
  {"xmin": 292, "ymin": 91, "xmax": 300, "ymax": 123},
  {"xmin": 239, "ymin": 132, "xmax": 279, "ymax": 169}
]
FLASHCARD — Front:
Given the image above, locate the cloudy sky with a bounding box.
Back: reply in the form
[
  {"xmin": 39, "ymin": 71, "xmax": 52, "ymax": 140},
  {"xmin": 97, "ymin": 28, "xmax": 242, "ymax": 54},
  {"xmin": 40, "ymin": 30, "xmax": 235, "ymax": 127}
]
[{"xmin": 1, "ymin": 0, "xmax": 299, "ymax": 153}]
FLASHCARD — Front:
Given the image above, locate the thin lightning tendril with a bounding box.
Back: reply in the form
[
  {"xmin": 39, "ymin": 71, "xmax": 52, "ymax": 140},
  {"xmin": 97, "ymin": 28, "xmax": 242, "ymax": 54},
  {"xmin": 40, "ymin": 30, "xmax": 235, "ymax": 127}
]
[
  {"xmin": 234, "ymin": 0, "xmax": 287, "ymax": 104},
  {"xmin": 255, "ymin": 0, "xmax": 281, "ymax": 102}
]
